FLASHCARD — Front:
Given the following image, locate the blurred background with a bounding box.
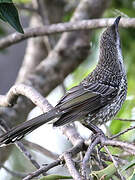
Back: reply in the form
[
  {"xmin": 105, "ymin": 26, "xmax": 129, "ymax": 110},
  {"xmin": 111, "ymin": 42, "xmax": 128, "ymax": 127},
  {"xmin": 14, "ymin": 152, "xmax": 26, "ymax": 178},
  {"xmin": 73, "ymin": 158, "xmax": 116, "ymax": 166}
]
[{"xmin": 0, "ymin": 0, "xmax": 135, "ymax": 179}]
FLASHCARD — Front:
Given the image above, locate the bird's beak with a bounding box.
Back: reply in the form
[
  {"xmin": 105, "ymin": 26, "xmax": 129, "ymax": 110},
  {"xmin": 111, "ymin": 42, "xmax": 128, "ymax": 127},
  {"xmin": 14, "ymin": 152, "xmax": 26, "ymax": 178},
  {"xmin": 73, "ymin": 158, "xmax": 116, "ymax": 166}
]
[{"xmin": 113, "ymin": 16, "xmax": 121, "ymax": 29}]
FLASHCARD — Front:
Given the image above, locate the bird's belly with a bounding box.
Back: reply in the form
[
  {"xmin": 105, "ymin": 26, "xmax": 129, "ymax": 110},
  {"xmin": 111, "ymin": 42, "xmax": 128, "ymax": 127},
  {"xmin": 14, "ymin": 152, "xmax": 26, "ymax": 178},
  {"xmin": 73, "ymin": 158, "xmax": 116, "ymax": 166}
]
[{"xmin": 89, "ymin": 101, "xmax": 122, "ymax": 125}]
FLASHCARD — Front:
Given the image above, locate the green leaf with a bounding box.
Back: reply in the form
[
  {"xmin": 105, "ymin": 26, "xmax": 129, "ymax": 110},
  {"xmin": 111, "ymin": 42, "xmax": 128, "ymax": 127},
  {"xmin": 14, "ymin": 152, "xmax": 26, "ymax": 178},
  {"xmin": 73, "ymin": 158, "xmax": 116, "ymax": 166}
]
[
  {"xmin": 122, "ymin": 160, "xmax": 135, "ymax": 171},
  {"xmin": 0, "ymin": 3, "xmax": 24, "ymax": 33},
  {"xmin": 39, "ymin": 175, "xmax": 72, "ymax": 180},
  {"xmin": 91, "ymin": 163, "xmax": 117, "ymax": 180}
]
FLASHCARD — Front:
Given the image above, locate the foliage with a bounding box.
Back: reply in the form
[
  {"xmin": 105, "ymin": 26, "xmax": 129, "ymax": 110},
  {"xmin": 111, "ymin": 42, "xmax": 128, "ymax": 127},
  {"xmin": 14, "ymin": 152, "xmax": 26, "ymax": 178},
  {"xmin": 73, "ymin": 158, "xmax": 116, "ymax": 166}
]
[
  {"xmin": 0, "ymin": 0, "xmax": 24, "ymax": 33},
  {"xmin": 90, "ymin": 163, "xmax": 116, "ymax": 180}
]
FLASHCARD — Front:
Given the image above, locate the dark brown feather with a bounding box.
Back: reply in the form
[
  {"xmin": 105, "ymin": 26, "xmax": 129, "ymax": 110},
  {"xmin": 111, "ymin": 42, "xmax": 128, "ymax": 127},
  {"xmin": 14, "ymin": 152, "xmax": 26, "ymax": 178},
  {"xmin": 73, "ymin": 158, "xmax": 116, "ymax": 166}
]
[{"xmin": 53, "ymin": 83, "xmax": 118, "ymax": 126}]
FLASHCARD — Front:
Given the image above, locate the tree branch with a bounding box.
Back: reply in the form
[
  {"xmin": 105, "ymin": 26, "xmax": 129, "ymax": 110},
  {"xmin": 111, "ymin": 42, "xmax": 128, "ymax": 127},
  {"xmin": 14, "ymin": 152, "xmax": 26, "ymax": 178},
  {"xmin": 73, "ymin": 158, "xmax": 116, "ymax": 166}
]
[
  {"xmin": 101, "ymin": 138, "xmax": 135, "ymax": 155},
  {"xmin": 63, "ymin": 152, "xmax": 82, "ymax": 180},
  {"xmin": 23, "ymin": 133, "xmax": 85, "ymax": 180},
  {"xmin": 82, "ymin": 136, "xmax": 101, "ymax": 179},
  {"xmin": 0, "ymin": 18, "xmax": 135, "ymax": 49},
  {"xmin": 0, "ymin": 0, "xmax": 110, "ymax": 169},
  {"xmin": 23, "ymin": 159, "xmax": 61, "ymax": 180},
  {"xmin": 22, "ymin": 127, "xmax": 135, "ymax": 180},
  {"xmin": 0, "ymin": 84, "xmax": 52, "ymax": 112},
  {"xmin": 115, "ymin": 118, "xmax": 135, "ymax": 122}
]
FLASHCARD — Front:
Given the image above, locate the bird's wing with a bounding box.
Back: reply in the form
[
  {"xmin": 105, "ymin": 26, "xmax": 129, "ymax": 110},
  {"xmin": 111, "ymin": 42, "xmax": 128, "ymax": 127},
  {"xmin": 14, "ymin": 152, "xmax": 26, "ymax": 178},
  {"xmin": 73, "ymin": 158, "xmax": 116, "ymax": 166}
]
[
  {"xmin": 54, "ymin": 82, "xmax": 118, "ymax": 126},
  {"xmin": 0, "ymin": 83, "xmax": 117, "ymax": 145}
]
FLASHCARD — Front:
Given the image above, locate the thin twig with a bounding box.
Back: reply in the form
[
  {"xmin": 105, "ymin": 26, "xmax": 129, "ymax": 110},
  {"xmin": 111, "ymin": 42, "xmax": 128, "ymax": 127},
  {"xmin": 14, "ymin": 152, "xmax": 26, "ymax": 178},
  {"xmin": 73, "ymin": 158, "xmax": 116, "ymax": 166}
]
[
  {"xmin": 96, "ymin": 146, "xmax": 104, "ymax": 168},
  {"xmin": 0, "ymin": 119, "xmax": 41, "ymax": 171},
  {"xmin": 81, "ymin": 136, "xmax": 101, "ymax": 179},
  {"xmin": 0, "ymin": 18, "xmax": 135, "ymax": 49},
  {"xmin": 98, "ymin": 151, "xmax": 128, "ymax": 165},
  {"xmin": 101, "ymin": 138, "xmax": 135, "ymax": 155},
  {"xmin": 104, "ymin": 146, "xmax": 118, "ymax": 168},
  {"xmin": 104, "ymin": 146, "xmax": 125, "ymax": 180},
  {"xmin": 16, "ymin": 141, "xmax": 41, "ymax": 170},
  {"xmin": 110, "ymin": 125, "xmax": 135, "ymax": 139},
  {"xmin": 23, "ymin": 139, "xmax": 86, "ymax": 180},
  {"xmin": 23, "ymin": 159, "xmax": 61, "ymax": 180},
  {"xmin": 115, "ymin": 118, "xmax": 135, "ymax": 122}
]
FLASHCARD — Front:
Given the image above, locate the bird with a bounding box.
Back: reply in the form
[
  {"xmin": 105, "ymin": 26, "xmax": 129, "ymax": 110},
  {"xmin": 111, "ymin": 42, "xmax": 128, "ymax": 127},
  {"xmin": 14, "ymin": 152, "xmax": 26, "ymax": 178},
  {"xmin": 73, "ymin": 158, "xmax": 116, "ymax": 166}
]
[{"xmin": 0, "ymin": 16, "xmax": 127, "ymax": 145}]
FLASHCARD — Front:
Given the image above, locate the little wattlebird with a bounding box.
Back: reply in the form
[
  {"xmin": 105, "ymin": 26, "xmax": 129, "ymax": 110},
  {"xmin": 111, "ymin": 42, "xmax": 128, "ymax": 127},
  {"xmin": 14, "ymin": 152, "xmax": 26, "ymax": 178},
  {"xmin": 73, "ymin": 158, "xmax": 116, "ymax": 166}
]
[{"xmin": 0, "ymin": 16, "xmax": 127, "ymax": 145}]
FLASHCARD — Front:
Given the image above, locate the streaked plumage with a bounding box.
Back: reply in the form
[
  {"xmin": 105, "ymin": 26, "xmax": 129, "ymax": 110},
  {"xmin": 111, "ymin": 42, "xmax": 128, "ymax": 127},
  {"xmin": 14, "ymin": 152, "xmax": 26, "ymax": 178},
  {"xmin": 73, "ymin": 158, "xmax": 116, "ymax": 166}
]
[{"xmin": 0, "ymin": 16, "xmax": 127, "ymax": 145}]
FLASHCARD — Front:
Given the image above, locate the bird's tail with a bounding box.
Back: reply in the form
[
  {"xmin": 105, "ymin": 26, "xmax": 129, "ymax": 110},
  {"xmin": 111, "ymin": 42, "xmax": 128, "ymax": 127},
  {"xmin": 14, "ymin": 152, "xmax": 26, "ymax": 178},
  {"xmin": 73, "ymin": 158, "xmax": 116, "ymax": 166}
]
[{"xmin": 0, "ymin": 108, "xmax": 62, "ymax": 146}]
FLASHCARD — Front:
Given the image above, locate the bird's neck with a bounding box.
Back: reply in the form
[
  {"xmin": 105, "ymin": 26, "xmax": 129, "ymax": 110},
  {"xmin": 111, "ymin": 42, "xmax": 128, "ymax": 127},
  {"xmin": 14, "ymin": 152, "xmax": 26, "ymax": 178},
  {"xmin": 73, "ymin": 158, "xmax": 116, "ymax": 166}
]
[
  {"xmin": 89, "ymin": 43, "xmax": 127, "ymax": 88},
  {"xmin": 97, "ymin": 43, "xmax": 126, "ymax": 76}
]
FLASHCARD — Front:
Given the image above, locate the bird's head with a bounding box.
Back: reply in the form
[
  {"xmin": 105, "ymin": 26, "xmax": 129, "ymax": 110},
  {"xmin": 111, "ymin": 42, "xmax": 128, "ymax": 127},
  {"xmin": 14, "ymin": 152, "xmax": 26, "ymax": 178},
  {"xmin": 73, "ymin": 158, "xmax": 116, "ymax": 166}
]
[
  {"xmin": 98, "ymin": 16, "xmax": 125, "ymax": 74},
  {"xmin": 100, "ymin": 16, "xmax": 121, "ymax": 48}
]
